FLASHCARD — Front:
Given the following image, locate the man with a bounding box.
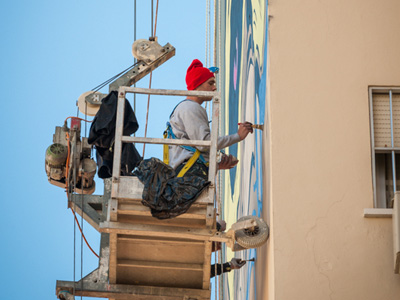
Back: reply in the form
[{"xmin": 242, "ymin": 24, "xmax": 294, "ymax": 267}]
[
  {"xmin": 168, "ymin": 59, "xmax": 253, "ymax": 177},
  {"xmin": 168, "ymin": 59, "xmax": 253, "ymax": 276}
]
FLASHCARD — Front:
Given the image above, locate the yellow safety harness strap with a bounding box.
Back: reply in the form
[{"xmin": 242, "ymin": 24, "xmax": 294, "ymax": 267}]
[
  {"xmin": 177, "ymin": 149, "xmax": 201, "ymax": 177},
  {"xmin": 163, "ymin": 118, "xmax": 208, "ymax": 177},
  {"xmin": 163, "ymin": 131, "xmax": 169, "ymax": 165}
]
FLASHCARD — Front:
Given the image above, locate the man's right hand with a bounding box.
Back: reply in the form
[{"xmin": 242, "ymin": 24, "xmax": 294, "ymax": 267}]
[
  {"xmin": 238, "ymin": 122, "xmax": 254, "ymax": 140},
  {"xmin": 230, "ymin": 258, "xmax": 246, "ymax": 269}
]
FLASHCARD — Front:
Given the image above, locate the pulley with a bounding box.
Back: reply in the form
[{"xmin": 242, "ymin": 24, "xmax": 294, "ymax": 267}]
[
  {"xmin": 131, "ymin": 38, "xmax": 165, "ymax": 64},
  {"xmin": 77, "ymin": 91, "xmax": 104, "ymax": 116}
]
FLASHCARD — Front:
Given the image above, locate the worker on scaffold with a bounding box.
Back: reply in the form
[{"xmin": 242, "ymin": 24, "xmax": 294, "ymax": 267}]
[
  {"xmin": 167, "ymin": 59, "xmax": 253, "ymax": 178},
  {"xmin": 166, "ymin": 59, "xmax": 253, "ymax": 276}
]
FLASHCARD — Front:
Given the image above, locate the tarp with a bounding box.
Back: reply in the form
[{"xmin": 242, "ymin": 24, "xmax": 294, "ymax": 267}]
[{"xmin": 134, "ymin": 157, "xmax": 210, "ymax": 219}]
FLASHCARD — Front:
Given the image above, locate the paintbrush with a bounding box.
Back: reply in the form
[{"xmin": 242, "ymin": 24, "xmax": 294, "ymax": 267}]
[{"xmin": 237, "ymin": 123, "xmax": 264, "ymax": 130}]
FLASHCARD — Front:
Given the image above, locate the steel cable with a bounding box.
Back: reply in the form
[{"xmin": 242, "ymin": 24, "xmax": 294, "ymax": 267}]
[
  {"xmin": 91, "ymin": 62, "xmax": 139, "ymax": 92},
  {"xmin": 142, "ymin": 0, "xmax": 159, "ymax": 157}
]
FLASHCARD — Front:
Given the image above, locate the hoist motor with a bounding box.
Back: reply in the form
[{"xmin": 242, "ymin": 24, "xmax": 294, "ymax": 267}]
[{"xmin": 45, "ymin": 117, "xmax": 96, "ymax": 194}]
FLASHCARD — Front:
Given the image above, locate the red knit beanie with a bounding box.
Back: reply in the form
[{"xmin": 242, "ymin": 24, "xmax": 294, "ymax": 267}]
[{"xmin": 185, "ymin": 59, "xmax": 215, "ymax": 90}]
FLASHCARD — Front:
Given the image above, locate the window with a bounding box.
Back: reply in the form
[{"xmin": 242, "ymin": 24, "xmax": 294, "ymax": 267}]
[{"xmin": 370, "ymin": 87, "xmax": 400, "ymax": 208}]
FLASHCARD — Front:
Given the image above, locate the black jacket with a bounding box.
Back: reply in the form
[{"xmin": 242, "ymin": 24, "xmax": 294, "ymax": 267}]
[{"xmin": 88, "ymin": 91, "xmax": 142, "ymax": 178}]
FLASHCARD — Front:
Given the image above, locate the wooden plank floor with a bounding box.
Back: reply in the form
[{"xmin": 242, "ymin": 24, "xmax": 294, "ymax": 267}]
[{"xmin": 104, "ymin": 176, "xmax": 214, "ymax": 297}]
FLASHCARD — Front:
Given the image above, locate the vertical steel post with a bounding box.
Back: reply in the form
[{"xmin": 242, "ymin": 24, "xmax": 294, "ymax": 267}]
[
  {"xmin": 208, "ymin": 93, "xmax": 220, "ymax": 191},
  {"xmin": 112, "ymin": 90, "xmax": 125, "ymax": 186}
]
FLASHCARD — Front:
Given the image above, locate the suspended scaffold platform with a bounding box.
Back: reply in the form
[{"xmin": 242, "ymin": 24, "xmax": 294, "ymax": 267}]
[{"xmin": 47, "ymin": 38, "xmax": 268, "ymax": 300}]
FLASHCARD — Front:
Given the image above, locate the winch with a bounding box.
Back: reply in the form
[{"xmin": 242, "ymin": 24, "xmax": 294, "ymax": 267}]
[{"xmin": 45, "ymin": 117, "xmax": 96, "ymax": 194}]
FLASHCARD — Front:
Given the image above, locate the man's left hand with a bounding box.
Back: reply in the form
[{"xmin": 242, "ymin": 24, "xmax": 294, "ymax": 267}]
[{"xmin": 218, "ymin": 154, "xmax": 238, "ymax": 170}]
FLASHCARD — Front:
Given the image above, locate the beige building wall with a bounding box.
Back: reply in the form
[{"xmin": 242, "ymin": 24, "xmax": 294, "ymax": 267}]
[{"xmin": 263, "ymin": 0, "xmax": 400, "ymax": 299}]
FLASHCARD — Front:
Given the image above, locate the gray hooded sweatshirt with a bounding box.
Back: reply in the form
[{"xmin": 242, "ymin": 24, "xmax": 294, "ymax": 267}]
[{"xmin": 168, "ymin": 99, "xmax": 241, "ymax": 169}]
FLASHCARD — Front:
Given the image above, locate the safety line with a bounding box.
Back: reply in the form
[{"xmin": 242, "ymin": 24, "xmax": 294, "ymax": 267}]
[
  {"xmin": 71, "ymin": 209, "xmax": 99, "ymax": 258},
  {"xmin": 217, "ymin": 1, "xmax": 225, "ymax": 297},
  {"xmin": 208, "ymin": 1, "xmax": 212, "ymax": 69},
  {"xmin": 205, "ymin": 0, "xmax": 211, "ymax": 113},
  {"xmin": 214, "ymin": 1, "xmax": 223, "ymax": 298},
  {"xmin": 214, "ymin": 250, "xmax": 218, "ymax": 300},
  {"xmin": 133, "ymin": 0, "xmax": 137, "ymax": 135},
  {"xmin": 153, "ymin": 0, "xmax": 159, "ymax": 38},
  {"xmin": 80, "ymin": 101, "xmax": 88, "ymax": 299},
  {"xmin": 214, "ymin": 0, "xmax": 217, "ymax": 68},
  {"xmin": 64, "ymin": 121, "xmax": 75, "ymax": 295},
  {"xmin": 64, "ymin": 119, "xmax": 99, "ymax": 263},
  {"xmin": 72, "ymin": 129, "xmax": 78, "ymax": 298},
  {"xmin": 205, "ymin": 0, "xmax": 209, "ymax": 68},
  {"xmin": 71, "ymin": 189, "xmax": 76, "ymax": 297},
  {"xmin": 142, "ymin": 0, "xmax": 159, "ymax": 157},
  {"xmin": 209, "ymin": 5, "xmax": 216, "ymax": 298},
  {"xmin": 151, "ymin": 0, "xmax": 154, "ymax": 38}
]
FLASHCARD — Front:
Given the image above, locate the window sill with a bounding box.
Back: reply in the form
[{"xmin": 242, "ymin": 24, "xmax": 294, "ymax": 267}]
[{"xmin": 364, "ymin": 208, "xmax": 393, "ymax": 218}]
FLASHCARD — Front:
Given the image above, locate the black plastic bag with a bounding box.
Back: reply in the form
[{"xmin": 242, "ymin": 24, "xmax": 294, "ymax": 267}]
[{"xmin": 134, "ymin": 158, "xmax": 210, "ymax": 219}]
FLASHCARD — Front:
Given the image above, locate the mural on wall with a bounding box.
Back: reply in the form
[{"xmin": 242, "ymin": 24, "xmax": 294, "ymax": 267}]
[{"xmin": 220, "ymin": 1, "xmax": 267, "ymax": 299}]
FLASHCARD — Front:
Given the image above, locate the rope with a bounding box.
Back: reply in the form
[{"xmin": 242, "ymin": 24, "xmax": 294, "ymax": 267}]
[
  {"xmin": 71, "ymin": 209, "xmax": 99, "ymax": 258},
  {"xmin": 205, "ymin": 0, "xmax": 209, "ymax": 68},
  {"xmin": 133, "ymin": 0, "xmax": 137, "ymax": 136},
  {"xmin": 213, "ymin": 1, "xmax": 224, "ymax": 298},
  {"xmin": 71, "ymin": 187, "xmax": 76, "ymax": 297},
  {"xmin": 153, "ymin": 0, "xmax": 159, "ymax": 38},
  {"xmin": 217, "ymin": 0, "xmax": 224, "ymax": 298},
  {"xmin": 205, "ymin": 0, "xmax": 210, "ymax": 112},
  {"xmin": 151, "ymin": 0, "xmax": 154, "ymax": 38},
  {"xmin": 71, "ymin": 127, "xmax": 79, "ymax": 299},
  {"xmin": 211, "ymin": 2, "xmax": 216, "ymax": 282},
  {"xmin": 65, "ymin": 117, "xmax": 99, "ymax": 300},
  {"xmin": 64, "ymin": 120, "xmax": 99, "ymax": 262},
  {"xmin": 214, "ymin": 0, "xmax": 217, "ymax": 68},
  {"xmin": 204, "ymin": 1, "xmax": 224, "ymax": 298},
  {"xmin": 214, "ymin": 250, "xmax": 218, "ymax": 300},
  {"xmin": 80, "ymin": 102, "xmax": 88, "ymax": 299},
  {"xmin": 66, "ymin": 132, "xmax": 77, "ymax": 296},
  {"xmin": 64, "ymin": 116, "xmax": 93, "ymax": 124},
  {"xmin": 64, "ymin": 130, "xmax": 76, "ymax": 295},
  {"xmin": 209, "ymin": 1, "xmax": 212, "ymax": 67},
  {"xmin": 142, "ymin": 0, "xmax": 159, "ymax": 157},
  {"xmin": 80, "ymin": 205, "xmax": 83, "ymax": 300}
]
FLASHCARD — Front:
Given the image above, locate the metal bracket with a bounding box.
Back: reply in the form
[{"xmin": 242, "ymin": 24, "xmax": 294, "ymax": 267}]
[
  {"xmin": 83, "ymin": 39, "xmax": 175, "ymax": 107},
  {"xmin": 209, "ymin": 219, "xmax": 257, "ymax": 250},
  {"xmin": 109, "ymin": 41, "xmax": 175, "ymax": 92},
  {"xmin": 230, "ymin": 218, "xmax": 257, "ymax": 231},
  {"xmin": 57, "ymin": 233, "xmax": 110, "ymax": 298}
]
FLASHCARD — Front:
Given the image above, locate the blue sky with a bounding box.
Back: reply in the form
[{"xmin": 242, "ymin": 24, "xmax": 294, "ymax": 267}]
[{"xmin": 0, "ymin": 1, "xmax": 212, "ymax": 299}]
